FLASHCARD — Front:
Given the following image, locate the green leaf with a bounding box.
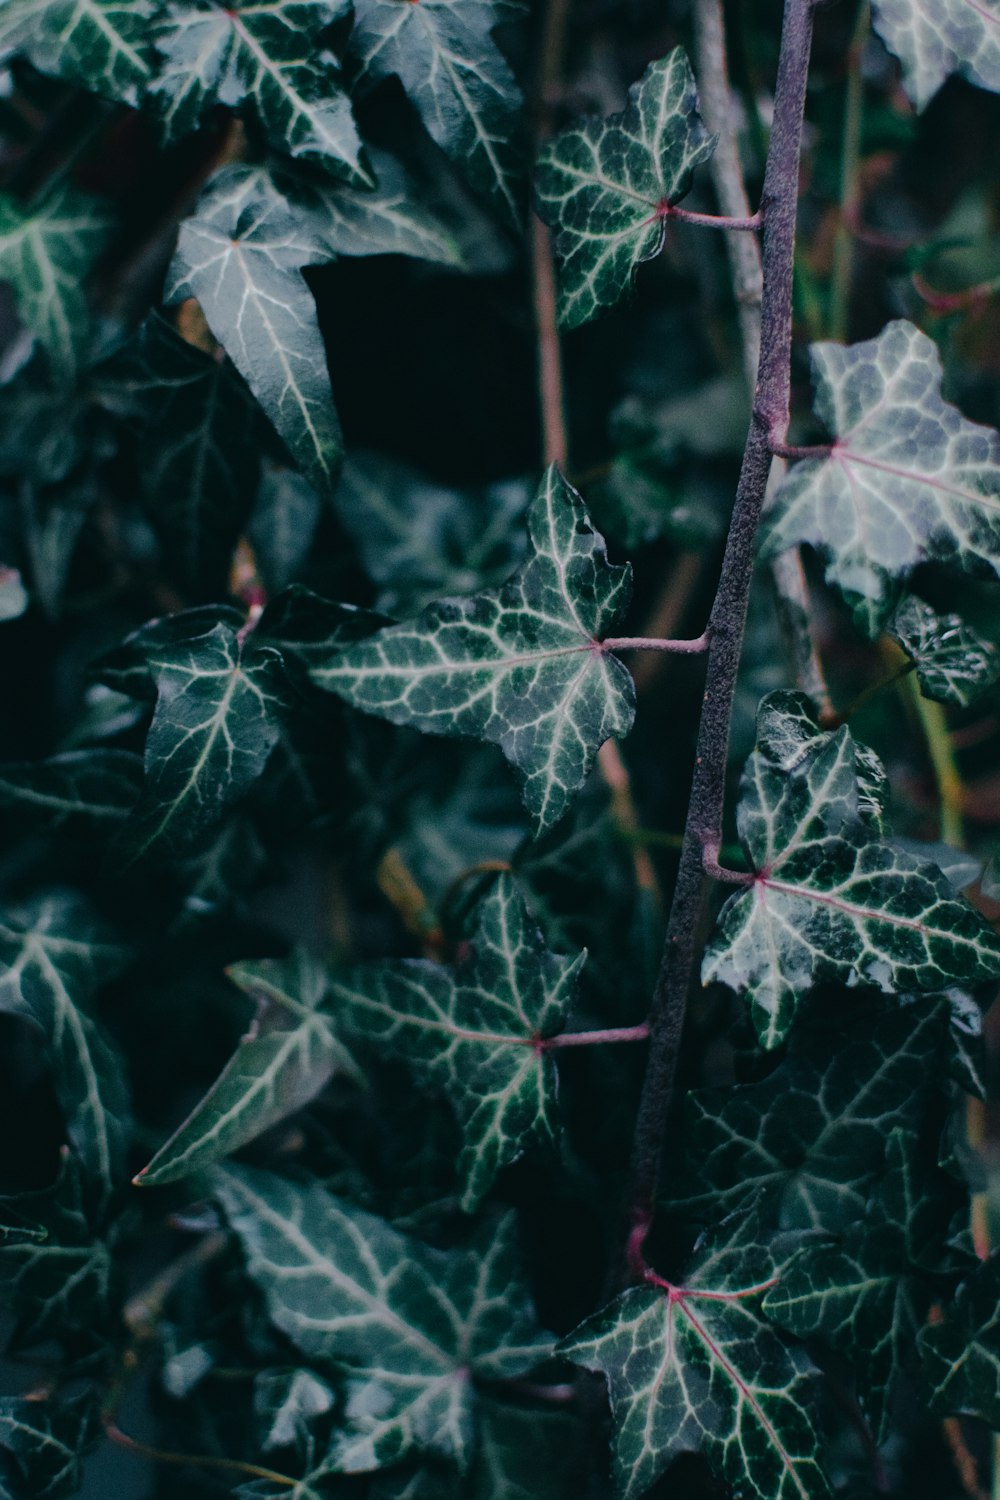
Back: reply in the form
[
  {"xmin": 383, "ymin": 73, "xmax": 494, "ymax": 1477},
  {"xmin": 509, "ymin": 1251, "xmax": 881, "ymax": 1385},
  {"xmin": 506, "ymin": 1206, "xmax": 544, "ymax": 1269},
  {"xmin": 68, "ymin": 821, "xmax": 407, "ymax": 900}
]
[
  {"xmin": 214, "ymin": 1163, "xmax": 553, "ymax": 1471},
  {"xmin": 312, "ymin": 466, "xmax": 635, "ymax": 833},
  {"xmin": 249, "ymin": 462, "xmax": 323, "ymax": 594},
  {"xmin": 535, "ymin": 49, "xmax": 717, "ymax": 329},
  {"xmin": 334, "ymin": 452, "xmax": 531, "ymax": 615},
  {"xmin": 764, "ymin": 1129, "xmax": 968, "ymax": 1439},
  {"xmin": 288, "ymin": 147, "xmax": 463, "ymax": 265},
  {"xmin": 130, "ymin": 609, "xmax": 291, "ymax": 855},
  {"xmin": 870, "ymin": 0, "xmax": 1000, "ymax": 111},
  {"xmin": 0, "ymin": 184, "xmax": 114, "ymax": 386},
  {"xmin": 887, "ymin": 595, "xmax": 1000, "ymax": 706},
  {"xmin": 918, "ymin": 1250, "xmax": 1000, "ymax": 1424},
  {"xmin": 760, "ymin": 321, "xmax": 1000, "ymax": 631},
  {"xmin": 150, "ymin": 0, "xmax": 370, "ymax": 184},
  {"xmin": 329, "ymin": 873, "xmax": 585, "ymax": 1210},
  {"xmin": 253, "ymin": 1367, "xmax": 336, "ymax": 1452},
  {"xmin": 136, "ymin": 949, "xmax": 362, "ymax": 1185},
  {"xmin": 167, "ymin": 164, "xmax": 343, "ymax": 501},
  {"xmin": 0, "ymin": 749, "xmax": 142, "ymax": 843},
  {"xmin": 676, "ymin": 998, "xmax": 950, "ymax": 1234},
  {"xmin": 702, "ymin": 692, "xmax": 1000, "ymax": 1048},
  {"xmin": 0, "ymin": 0, "xmax": 154, "ymax": 105},
  {"xmin": 0, "ymin": 1389, "xmax": 100, "ymax": 1500},
  {"xmin": 111, "ymin": 313, "xmax": 261, "ymax": 598},
  {"xmin": 348, "ymin": 0, "xmax": 525, "ymax": 224},
  {"xmin": 0, "ymin": 893, "xmax": 130, "ymax": 1206},
  {"xmin": 560, "ymin": 1210, "xmax": 829, "ymax": 1500}
]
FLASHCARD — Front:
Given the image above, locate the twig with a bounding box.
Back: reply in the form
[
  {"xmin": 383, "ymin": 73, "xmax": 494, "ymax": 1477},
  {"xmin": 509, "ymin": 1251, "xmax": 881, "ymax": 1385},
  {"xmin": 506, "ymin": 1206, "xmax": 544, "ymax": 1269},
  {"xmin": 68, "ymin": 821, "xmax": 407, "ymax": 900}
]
[
  {"xmin": 829, "ymin": 1, "xmax": 868, "ymax": 343},
  {"xmin": 104, "ymin": 1421, "xmax": 298, "ymax": 1488},
  {"xmin": 623, "ymin": 0, "xmax": 815, "ymax": 1268}
]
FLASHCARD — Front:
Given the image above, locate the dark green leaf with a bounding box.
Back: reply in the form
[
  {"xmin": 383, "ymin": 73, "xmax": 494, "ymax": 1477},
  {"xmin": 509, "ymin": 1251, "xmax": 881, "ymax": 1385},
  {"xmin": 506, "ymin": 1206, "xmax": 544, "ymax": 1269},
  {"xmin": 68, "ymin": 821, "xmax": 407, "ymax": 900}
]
[
  {"xmin": 887, "ymin": 595, "xmax": 1000, "ymax": 706},
  {"xmin": 560, "ymin": 1210, "xmax": 829, "ymax": 1500},
  {"xmin": 761, "ymin": 321, "xmax": 1000, "ymax": 631},
  {"xmin": 870, "ymin": 0, "xmax": 1000, "ymax": 111},
  {"xmin": 329, "ymin": 873, "xmax": 585, "ymax": 1210},
  {"xmin": 918, "ymin": 1250, "xmax": 1000, "ymax": 1424},
  {"xmin": 0, "ymin": 750, "xmax": 142, "ymax": 842},
  {"xmin": 0, "ymin": 0, "xmax": 154, "ymax": 105},
  {"xmin": 535, "ymin": 49, "xmax": 717, "ymax": 329},
  {"xmin": 136, "ymin": 949, "xmax": 362, "ymax": 1185},
  {"xmin": 0, "ymin": 1389, "xmax": 100, "ymax": 1500},
  {"xmin": 311, "ymin": 466, "xmax": 635, "ymax": 833},
  {"xmin": 249, "ymin": 463, "xmax": 323, "ymax": 594}
]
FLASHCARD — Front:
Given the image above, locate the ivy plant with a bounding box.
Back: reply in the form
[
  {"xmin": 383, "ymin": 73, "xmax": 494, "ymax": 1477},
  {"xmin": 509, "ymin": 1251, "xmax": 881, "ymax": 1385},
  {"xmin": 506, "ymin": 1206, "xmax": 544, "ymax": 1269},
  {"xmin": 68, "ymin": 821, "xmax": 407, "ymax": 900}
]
[{"xmin": 1, "ymin": 0, "xmax": 1000, "ymax": 1498}]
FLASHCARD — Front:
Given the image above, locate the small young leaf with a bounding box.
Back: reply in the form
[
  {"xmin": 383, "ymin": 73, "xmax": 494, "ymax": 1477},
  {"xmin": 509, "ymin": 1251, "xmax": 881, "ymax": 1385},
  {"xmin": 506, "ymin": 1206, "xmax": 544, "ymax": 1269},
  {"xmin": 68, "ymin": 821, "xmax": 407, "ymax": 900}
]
[
  {"xmin": 214, "ymin": 1163, "xmax": 553, "ymax": 1471},
  {"xmin": 136, "ymin": 949, "xmax": 363, "ymax": 1185},
  {"xmin": 918, "ymin": 1250, "xmax": 1000, "ymax": 1424},
  {"xmin": 329, "ymin": 873, "xmax": 585, "ymax": 1210},
  {"xmin": 0, "ymin": 1389, "xmax": 100, "ymax": 1500},
  {"xmin": 0, "ymin": 185, "xmax": 114, "ymax": 386},
  {"xmin": 887, "ymin": 595, "xmax": 1000, "ymax": 706},
  {"xmin": 870, "ymin": 0, "xmax": 1000, "ymax": 111},
  {"xmin": 0, "ymin": 0, "xmax": 155, "ymax": 106},
  {"xmin": 348, "ymin": 0, "xmax": 525, "ymax": 224},
  {"xmin": 312, "ymin": 466, "xmax": 635, "ymax": 833},
  {"xmin": 761, "ymin": 321, "xmax": 1000, "ymax": 631},
  {"xmin": 150, "ymin": 0, "xmax": 370, "ymax": 184},
  {"xmin": 703, "ymin": 693, "xmax": 1000, "ymax": 1047},
  {"xmin": 535, "ymin": 49, "xmax": 717, "ymax": 329},
  {"xmin": 560, "ymin": 1211, "xmax": 829, "ymax": 1500}
]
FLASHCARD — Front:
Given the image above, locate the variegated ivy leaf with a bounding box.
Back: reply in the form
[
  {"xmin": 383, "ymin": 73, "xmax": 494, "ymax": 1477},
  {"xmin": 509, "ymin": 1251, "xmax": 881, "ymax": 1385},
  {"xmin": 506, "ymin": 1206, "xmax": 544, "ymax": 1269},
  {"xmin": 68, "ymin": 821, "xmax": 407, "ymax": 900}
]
[
  {"xmin": 136, "ymin": 949, "xmax": 363, "ymax": 1185},
  {"xmin": 0, "ymin": 184, "xmax": 114, "ymax": 386},
  {"xmin": 329, "ymin": 873, "xmax": 586, "ymax": 1211},
  {"xmin": 348, "ymin": 0, "xmax": 525, "ymax": 225},
  {"xmin": 887, "ymin": 595, "xmax": 1000, "ymax": 706},
  {"xmin": 150, "ymin": 0, "xmax": 370, "ymax": 185},
  {"xmin": 253, "ymin": 1367, "xmax": 336, "ymax": 1453},
  {"xmin": 870, "ymin": 0, "xmax": 1000, "ymax": 112},
  {"xmin": 0, "ymin": 0, "xmax": 155, "ymax": 106},
  {"xmin": 764, "ymin": 1129, "xmax": 971, "ymax": 1440},
  {"xmin": 335, "ymin": 452, "xmax": 531, "ymax": 615},
  {"xmin": 0, "ymin": 893, "xmax": 130, "ymax": 1208},
  {"xmin": 109, "ymin": 313, "xmax": 261, "ymax": 598},
  {"xmin": 918, "ymin": 1249, "xmax": 1000, "ymax": 1425},
  {"xmin": 0, "ymin": 749, "xmax": 143, "ymax": 843},
  {"xmin": 0, "ymin": 1389, "xmax": 100, "ymax": 1499},
  {"xmin": 535, "ymin": 49, "xmax": 717, "ymax": 330},
  {"xmin": 167, "ymin": 165, "xmax": 343, "ymax": 500},
  {"xmin": 560, "ymin": 1211, "xmax": 829, "ymax": 1500},
  {"xmin": 214, "ymin": 1163, "xmax": 553, "ymax": 1472},
  {"xmin": 761, "ymin": 321, "xmax": 1000, "ymax": 632},
  {"xmin": 676, "ymin": 998, "xmax": 950, "ymax": 1234},
  {"xmin": 312, "ymin": 466, "xmax": 635, "ymax": 834},
  {"xmin": 702, "ymin": 692, "xmax": 1000, "ymax": 1048}
]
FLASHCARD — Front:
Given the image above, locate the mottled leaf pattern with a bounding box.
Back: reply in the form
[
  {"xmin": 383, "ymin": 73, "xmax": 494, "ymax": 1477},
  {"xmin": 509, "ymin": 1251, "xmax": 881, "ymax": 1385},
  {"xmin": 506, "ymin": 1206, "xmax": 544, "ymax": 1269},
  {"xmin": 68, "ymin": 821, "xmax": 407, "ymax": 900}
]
[
  {"xmin": 0, "ymin": 0, "xmax": 155, "ymax": 105},
  {"xmin": 703, "ymin": 693, "xmax": 1000, "ymax": 1047},
  {"xmin": 761, "ymin": 321, "xmax": 1000, "ymax": 631},
  {"xmin": 871, "ymin": 0, "xmax": 1000, "ymax": 110},
  {"xmin": 312, "ymin": 466, "xmax": 635, "ymax": 833},
  {"xmin": 918, "ymin": 1251, "xmax": 1000, "ymax": 1425},
  {"xmin": 561, "ymin": 1212, "xmax": 829, "ymax": 1500},
  {"xmin": 150, "ymin": 0, "xmax": 369, "ymax": 183},
  {"xmin": 535, "ymin": 50, "xmax": 717, "ymax": 328},
  {"xmin": 330, "ymin": 874, "xmax": 585, "ymax": 1210},
  {"xmin": 888, "ymin": 595, "xmax": 1000, "ymax": 706}
]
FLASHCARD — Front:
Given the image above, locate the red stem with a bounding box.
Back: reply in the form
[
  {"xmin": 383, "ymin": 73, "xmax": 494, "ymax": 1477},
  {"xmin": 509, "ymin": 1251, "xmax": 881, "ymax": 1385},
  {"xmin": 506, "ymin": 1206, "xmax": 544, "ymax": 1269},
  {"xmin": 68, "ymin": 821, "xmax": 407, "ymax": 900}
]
[{"xmin": 542, "ymin": 1022, "xmax": 650, "ymax": 1050}]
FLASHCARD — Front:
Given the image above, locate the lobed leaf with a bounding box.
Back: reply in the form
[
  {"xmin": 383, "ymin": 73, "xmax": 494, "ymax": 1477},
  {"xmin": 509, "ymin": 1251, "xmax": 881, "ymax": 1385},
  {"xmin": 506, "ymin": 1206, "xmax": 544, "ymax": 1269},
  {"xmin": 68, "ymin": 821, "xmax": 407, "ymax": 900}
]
[
  {"xmin": 918, "ymin": 1250, "xmax": 1000, "ymax": 1425},
  {"xmin": 0, "ymin": 1389, "xmax": 100, "ymax": 1500},
  {"xmin": 870, "ymin": 0, "xmax": 1000, "ymax": 111},
  {"xmin": 0, "ymin": 0, "xmax": 155, "ymax": 105},
  {"xmin": 887, "ymin": 595, "xmax": 1000, "ymax": 706}
]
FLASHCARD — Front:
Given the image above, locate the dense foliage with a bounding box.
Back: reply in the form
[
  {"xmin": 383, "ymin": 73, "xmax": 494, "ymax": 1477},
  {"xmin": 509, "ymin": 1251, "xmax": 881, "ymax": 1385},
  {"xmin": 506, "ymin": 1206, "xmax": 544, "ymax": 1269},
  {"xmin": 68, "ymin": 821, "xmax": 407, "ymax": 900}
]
[{"xmin": 1, "ymin": 0, "xmax": 1000, "ymax": 1497}]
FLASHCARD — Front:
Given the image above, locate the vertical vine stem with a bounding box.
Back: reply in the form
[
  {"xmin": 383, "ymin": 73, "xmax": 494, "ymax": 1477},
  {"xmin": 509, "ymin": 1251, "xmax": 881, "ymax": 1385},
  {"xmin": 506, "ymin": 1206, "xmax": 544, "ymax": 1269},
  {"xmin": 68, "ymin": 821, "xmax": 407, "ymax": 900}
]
[{"xmin": 622, "ymin": 0, "xmax": 815, "ymax": 1261}]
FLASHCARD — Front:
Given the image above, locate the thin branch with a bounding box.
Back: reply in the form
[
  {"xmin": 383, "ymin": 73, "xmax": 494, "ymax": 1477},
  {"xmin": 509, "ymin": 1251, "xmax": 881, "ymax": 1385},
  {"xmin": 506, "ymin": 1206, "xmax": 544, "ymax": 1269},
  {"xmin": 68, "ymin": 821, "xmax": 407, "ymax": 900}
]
[
  {"xmin": 543, "ymin": 1022, "xmax": 650, "ymax": 1049},
  {"xmin": 603, "ymin": 633, "xmax": 709, "ymax": 654},
  {"xmin": 666, "ymin": 205, "xmax": 761, "ymax": 231},
  {"xmin": 622, "ymin": 0, "xmax": 815, "ymax": 1268},
  {"xmin": 104, "ymin": 1422, "xmax": 297, "ymax": 1489}
]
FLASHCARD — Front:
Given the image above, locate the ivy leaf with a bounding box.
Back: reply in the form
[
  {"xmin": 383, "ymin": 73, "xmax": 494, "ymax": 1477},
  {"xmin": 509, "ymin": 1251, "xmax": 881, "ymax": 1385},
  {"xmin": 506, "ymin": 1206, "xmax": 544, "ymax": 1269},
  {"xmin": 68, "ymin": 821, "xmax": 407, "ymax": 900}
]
[
  {"xmin": 560, "ymin": 1210, "xmax": 829, "ymax": 1500},
  {"xmin": 918, "ymin": 1250, "xmax": 1000, "ymax": 1424},
  {"xmin": 249, "ymin": 463, "xmax": 323, "ymax": 594},
  {"xmin": 214, "ymin": 1163, "xmax": 553, "ymax": 1471},
  {"xmin": 0, "ymin": 0, "xmax": 154, "ymax": 106},
  {"xmin": 254, "ymin": 1367, "xmax": 336, "ymax": 1452},
  {"xmin": 129, "ymin": 608, "xmax": 291, "ymax": 856},
  {"xmin": 0, "ymin": 893, "xmax": 130, "ymax": 1207},
  {"xmin": 870, "ymin": 0, "xmax": 1000, "ymax": 111},
  {"xmin": 329, "ymin": 873, "xmax": 585, "ymax": 1210},
  {"xmin": 136, "ymin": 950, "xmax": 363, "ymax": 1186},
  {"xmin": 764, "ymin": 1129, "xmax": 968, "ymax": 1439},
  {"xmin": 0, "ymin": 1389, "xmax": 100, "ymax": 1500},
  {"xmin": 111, "ymin": 313, "xmax": 261, "ymax": 599},
  {"xmin": 312, "ymin": 466, "xmax": 635, "ymax": 833},
  {"xmin": 702, "ymin": 692, "xmax": 1000, "ymax": 1048},
  {"xmin": 760, "ymin": 321, "xmax": 1000, "ymax": 631},
  {"xmin": 0, "ymin": 185, "xmax": 114, "ymax": 386},
  {"xmin": 887, "ymin": 595, "xmax": 1000, "ymax": 706},
  {"xmin": 535, "ymin": 49, "xmax": 717, "ymax": 330},
  {"xmin": 167, "ymin": 164, "xmax": 342, "ymax": 501},
  {"xmin": 0, "ymin": 749, "xmax": 143, "ymax": 844},
  {"xmin": 348, "ymin": 0, "xmax": 525, "ymax": 224},
  {"xmin": 150, "ymin": 0, "xmax": 370, "ymax": 185},
  {"xmin": 676, "ymin": 998, "xmax": 950, "ymax": 1234},
  {"xmin": 290, "ymin": 147, "xmax": 463, "ymax": 265}
]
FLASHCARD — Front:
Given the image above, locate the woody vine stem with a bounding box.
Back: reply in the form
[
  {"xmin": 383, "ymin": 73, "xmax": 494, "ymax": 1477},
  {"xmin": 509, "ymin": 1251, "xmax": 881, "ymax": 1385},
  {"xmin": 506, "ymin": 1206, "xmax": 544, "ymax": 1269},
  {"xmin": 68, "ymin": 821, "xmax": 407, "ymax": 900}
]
[{"xmin": 623, "ymin": 0, "xmax": 816, "ymax": 1260}]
